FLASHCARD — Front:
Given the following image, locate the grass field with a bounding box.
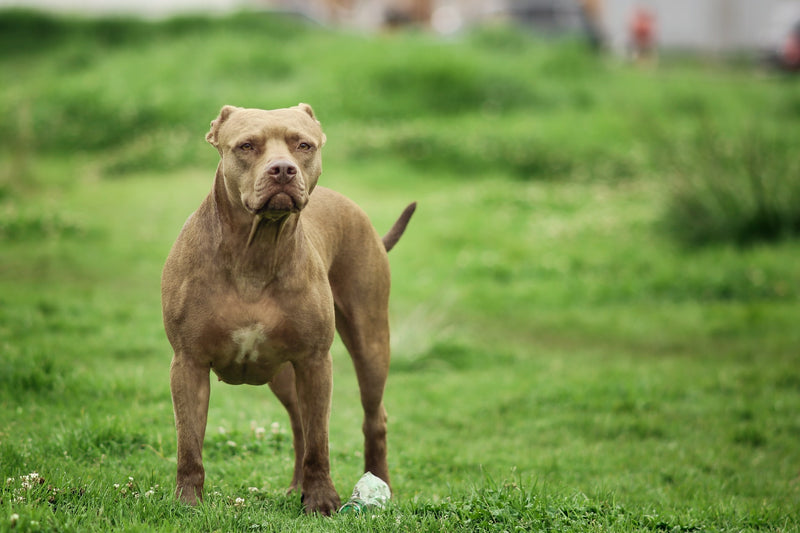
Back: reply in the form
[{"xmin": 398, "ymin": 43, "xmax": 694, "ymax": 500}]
[{"xmin": 1, "ymin": 9, "xmax": 800, "ymax": 532}]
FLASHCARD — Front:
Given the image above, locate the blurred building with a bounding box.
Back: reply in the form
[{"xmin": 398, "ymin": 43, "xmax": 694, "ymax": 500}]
[
  {"xmin": 3, "ymin": 0, "xmax": 800, "ymax": 53},
  {"xmin": 259, "ymin": 0, "xmax": 800, "ymax": 53}
]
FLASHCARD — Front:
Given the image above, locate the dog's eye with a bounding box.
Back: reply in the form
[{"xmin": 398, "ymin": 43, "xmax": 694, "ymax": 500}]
[
  {"xmin": 239, "ymin": 143, "xmax": 254, "ymax": 151},
  {"xmin": 298, "ymin": 142, "xmax": 313, "ymax": 151}
]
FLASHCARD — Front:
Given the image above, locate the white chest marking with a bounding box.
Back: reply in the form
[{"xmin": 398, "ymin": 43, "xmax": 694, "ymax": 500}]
[{"xmin": 232, "ymin": 324, "xmax": 267, "ymax": 363}]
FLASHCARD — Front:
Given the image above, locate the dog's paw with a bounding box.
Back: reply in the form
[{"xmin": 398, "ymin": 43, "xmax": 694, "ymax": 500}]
[{"xmin": 301, "ymin": 482, "xmax": 341, "ymax": 516}]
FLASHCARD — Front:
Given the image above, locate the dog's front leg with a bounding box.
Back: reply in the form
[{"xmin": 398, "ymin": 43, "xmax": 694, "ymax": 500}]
[
  {"xmin": 293, "ymin": 352, "xmax": 340, "ymax": 515},
  {"xmin": 170, "ymin": 356, "xmax": 210, "ymax": 505},
  {"xmin": 268, "ymin": 363, "xmax": 305, "ymax": 493}
]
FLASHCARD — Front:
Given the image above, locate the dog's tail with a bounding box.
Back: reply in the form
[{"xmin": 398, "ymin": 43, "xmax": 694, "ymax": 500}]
[{"xmin": 382, "ymin": 202, "xmax": 417, "ymax": 252}]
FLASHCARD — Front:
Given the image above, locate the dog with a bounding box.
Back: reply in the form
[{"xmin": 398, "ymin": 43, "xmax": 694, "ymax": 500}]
[{"xmin": 161, "ymin": 104, "xmax": 415, "ymax": 515}]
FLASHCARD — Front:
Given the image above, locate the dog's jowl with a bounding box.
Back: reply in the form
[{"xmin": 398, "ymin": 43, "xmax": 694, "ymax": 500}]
[{"xmin": 161, "ymin": 104, "xmax": 415, "ymax": 515}]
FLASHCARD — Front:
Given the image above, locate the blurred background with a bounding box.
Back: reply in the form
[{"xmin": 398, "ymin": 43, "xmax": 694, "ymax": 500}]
[
  {"xmin": 2, "ymin": 0, "xmax": 800, "ymax": 55},
  {"xmin": 1, "ymin": 0, "xmax": 799, "ymax": 52}
]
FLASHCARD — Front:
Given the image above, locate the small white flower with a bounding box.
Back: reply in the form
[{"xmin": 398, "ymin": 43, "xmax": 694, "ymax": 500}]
[
  {"xmin": 144, "ymin": 490, "xmax": 155, "ymax": 497},
  {"xmin": 9, "ymin": 514, "xmax": 19, "ymax": 526},
  {"xmin": 114, "ymin": 483, "xmax": 120, "ymax": 489},
  {"xmin": 270, "ymin": 422, "xmax": 280, "ymax": 435},
  {"xmin": 248, "ymin": 487, "xmax": 259, "ymax": 493},
  {"xmin": 234, "ymin": 497, "xmax": 245, "ymax": 507},
  {"xmin": 254, "ymin": 427, "xmax": 266, "ymax": 439},
  {"xmin": 218, "ymin": 426, "xmax": 227, "ymax": 435},
  {"xmin": 128, "ymin": 476, "xmax": 134, "ymax": 481},
  {"xmin": 20, "ymin": 472, "xmax": 41, "ymax": 490},
  {"xmin": 226, "ymin": 440, "xmax": 237, "ymax": 447}
]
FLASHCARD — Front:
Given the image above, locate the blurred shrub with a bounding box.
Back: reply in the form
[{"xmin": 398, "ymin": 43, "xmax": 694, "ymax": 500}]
[
  {"xmin": 663, "ymin": 126, "xmax": 800, "ymax": 246},
  {"xmin": 0, "ymin": 205, "xmax": 89, "ymax": 241},
  {"xmin": 342, "ymin": 115, "xmax": 642, "ymax": 181},
  {"xmin": 0, "ymin": 9, "xmax": 156, "ymax": 54},
  {"xmin": 351, "ymin": 122, "xmax": 575, "ymax": 180},
  {"xmin": 337, "ymin": 53, "xmax": 536, "ymax": 119},
  {"xmin": 0, "ymin": 8, "xmax": 301, "ymax": 54},
  {"xmin": 1, "ymin": 7, "xmax": 797, "ymax": 199},
  {"xmin": 0, "ymin": 9, "xmax": 614, "ymax": 177},
  {"xmin": 100, "ymin": 128, "xmax": 199, "ymax": 175},
  {"xmin": 0, "ymin": 10, "xmax": 311, "ymax": 174},
  {"xmin": 0, "ymin": 346, "xmax": 61, "ymax": 396},
  {"xmin": 328, "ymin": 30, "xmax": 602, "ymax": 121}
]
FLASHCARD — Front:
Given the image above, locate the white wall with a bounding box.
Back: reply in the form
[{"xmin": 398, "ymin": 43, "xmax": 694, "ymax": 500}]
[
  {"xmin": 0, "ymin": 0, "xmax": 254, "ymax": 17},
  {"xmin": 600, "ymin": 0, "xmax": 800, "ymax": 52}
]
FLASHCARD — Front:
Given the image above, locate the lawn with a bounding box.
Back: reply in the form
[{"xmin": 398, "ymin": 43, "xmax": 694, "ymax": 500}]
[{"xmin": 1, "ymin": 9, "xmax": 799, "ymax": 532}]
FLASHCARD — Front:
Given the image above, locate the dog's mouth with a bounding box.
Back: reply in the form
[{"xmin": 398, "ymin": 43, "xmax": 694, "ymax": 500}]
[
  {"xmin": 262, "ymin": 192, "xmax": 295, "ymax": 212},
  {"xmin": 245, "ymin": 190, "xmax": 307, "ymax": 218},
  {"xmin": 252, "ymin": 192, "xmax": 290, "ymax": 215}
]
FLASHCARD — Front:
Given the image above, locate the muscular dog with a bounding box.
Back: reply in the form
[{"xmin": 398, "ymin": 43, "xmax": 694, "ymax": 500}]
[{"xmin": 161, "ymin": 104, "xmax": 415, "ymax": 515}]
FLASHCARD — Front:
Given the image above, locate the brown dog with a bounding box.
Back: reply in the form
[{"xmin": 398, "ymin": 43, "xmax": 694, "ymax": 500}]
[{"xmin": 161, "ymin": 104, "xmax": 415, "ymax": 515}]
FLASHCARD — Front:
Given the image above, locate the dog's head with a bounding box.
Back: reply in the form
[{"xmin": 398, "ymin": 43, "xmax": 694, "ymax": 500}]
[{"xmin": 206, "ymin": 104, "xmax": 326, "ymax": 218}]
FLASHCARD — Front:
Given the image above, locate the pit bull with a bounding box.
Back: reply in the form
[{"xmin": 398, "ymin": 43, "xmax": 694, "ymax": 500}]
[{"xmin": 161, "ymin": 103, "xmax": 415, "ymax": 515}]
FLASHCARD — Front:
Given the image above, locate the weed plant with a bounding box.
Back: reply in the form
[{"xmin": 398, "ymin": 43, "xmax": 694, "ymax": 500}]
[{"xmin": 664, "ymin": 124, "xmax": 800, "ymax": 246}]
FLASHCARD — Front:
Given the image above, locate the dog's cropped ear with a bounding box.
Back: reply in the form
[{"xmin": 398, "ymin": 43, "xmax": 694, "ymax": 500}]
[
  {"xmin": 295, "ymin": 103, "xmax": 326, "ymax": 147},
  {"xmin": 296, "ymin": 102, "xmax": 318, "ymax": 121},
  {"xmin": 206, "ymin": 105, "xmax": 241, "ymax": 152}
]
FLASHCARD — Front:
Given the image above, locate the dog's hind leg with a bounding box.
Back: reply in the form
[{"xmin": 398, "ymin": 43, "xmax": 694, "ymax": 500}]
[{"xmin": 334, "ymin": 302, "xmax": 391, "ymax": 488}]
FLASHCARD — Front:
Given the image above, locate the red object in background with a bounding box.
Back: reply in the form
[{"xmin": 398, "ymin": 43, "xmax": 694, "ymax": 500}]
[
  {"xmin": 629, "ymin": 6, "xmax": 655, "ymax": 53},
  {"xmin": 784, "ymin": 32, "xmax": 800, "ymax": 69}
]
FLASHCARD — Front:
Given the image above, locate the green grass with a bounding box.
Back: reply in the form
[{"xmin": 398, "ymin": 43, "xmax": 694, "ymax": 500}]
[
  {"xmin": 2, "ymin": 9, "xmax": 800, "ymax": 532},
  {"xmin": 662, "ymin": 124, "xmax": 800, "ymax": 245}
]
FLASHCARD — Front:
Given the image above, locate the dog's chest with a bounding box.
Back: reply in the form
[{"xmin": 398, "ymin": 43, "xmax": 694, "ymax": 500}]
[
  {"xmin": 208, "ymin": 307, "xmax": 290, "ymax": 384},
  {"xmin": 231, "ymin": 323, "xmax": 268, "ymax": 364},
  {"xmin": 203, "ymin": 290, "xmax": 333, "ymax": 386}
]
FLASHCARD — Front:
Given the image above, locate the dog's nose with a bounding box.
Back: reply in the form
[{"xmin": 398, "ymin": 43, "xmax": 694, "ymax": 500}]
[{"xmin": 266, "ymin": 160, "xmax": 298, "ymax": 184}]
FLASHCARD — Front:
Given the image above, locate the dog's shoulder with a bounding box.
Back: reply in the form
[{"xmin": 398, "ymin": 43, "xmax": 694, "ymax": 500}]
[{"xmin": 308, "ymin": 186, "xmax": 366, "ymax": 217}]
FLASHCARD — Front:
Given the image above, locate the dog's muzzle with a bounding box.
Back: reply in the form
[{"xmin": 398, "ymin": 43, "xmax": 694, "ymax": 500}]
[{"xmin": 245, "ymin": 160, "xmax": 308, "ymax": 215}]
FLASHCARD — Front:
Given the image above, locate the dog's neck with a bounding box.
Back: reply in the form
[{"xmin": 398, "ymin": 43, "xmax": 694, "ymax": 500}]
[{"xmin": 211, "ymin": 166, "xmax": 306, "ymax": 288}]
